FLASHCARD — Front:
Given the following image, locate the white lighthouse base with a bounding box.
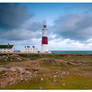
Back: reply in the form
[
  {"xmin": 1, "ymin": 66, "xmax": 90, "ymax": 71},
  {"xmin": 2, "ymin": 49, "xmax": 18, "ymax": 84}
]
[{"xmin": 41, "ymin": 44, "xmax": 49, "ymax": 53}]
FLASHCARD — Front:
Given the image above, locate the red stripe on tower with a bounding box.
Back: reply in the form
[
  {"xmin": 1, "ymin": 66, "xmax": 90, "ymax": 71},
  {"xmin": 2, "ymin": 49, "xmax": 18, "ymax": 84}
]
[{"xmin": 42, "ymin": 36, "xmax": 48, "ymax": 44}]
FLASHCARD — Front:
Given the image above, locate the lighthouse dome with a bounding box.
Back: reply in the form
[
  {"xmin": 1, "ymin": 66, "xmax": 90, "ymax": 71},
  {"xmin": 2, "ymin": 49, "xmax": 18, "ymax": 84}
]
[{"xmin": 43, "ymin": 24, "xmax": 46, "ymax": 28}]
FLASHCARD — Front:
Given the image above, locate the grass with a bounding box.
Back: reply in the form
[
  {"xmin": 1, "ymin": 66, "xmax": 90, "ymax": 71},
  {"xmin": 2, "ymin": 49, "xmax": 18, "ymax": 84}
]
[
  {"xmin": 0, "ymin": 71, "xmax": 6, "ymax": 75},
  {"xmin": 18, "ymin": 53, "xmax": 92, "ymax": 63},
  {"xmin": 1, "ymin": 53, "xmax": 92, "ymax": 89},
  {"xmin": 18, "ymin": 53, "xmax": 68, "ymax": 60},
  {"xmin": 0, "ymin": 53, "xmax": 25, "ymax": 65},
  {"xmin": 5, "ymin": 63, "xmax": 92, "ymax": 89},
  {"xmin": 5, "ymin": 73, "xmax": 92, "ymax": 89}
]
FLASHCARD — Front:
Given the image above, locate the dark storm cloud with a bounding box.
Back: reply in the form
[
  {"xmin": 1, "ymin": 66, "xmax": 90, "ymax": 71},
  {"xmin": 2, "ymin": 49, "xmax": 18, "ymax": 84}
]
[
  {"xmin": 0, "ymin": 3, "xmax": 42, "ymax": 41},
  {"xmin": 51, "ymin": 13, "xmax": 92, "ymax": 41},
  {"xmin": 0, "ymin": 3, "xmax": 33, "ymax": 29}
]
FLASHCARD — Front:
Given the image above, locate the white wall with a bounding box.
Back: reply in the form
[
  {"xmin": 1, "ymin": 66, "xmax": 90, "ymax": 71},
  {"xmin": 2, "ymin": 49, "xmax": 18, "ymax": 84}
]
[
  {"xmin": 21, "ymin": 47, "xmax": 38, "ymax": 53},
  {"xmin": 41, "ymin": 44, "xmax": 48, "ymax": 53},
  {"xmin": 0, "ymin": 47, "xmax": 14, "ymax": 53}
]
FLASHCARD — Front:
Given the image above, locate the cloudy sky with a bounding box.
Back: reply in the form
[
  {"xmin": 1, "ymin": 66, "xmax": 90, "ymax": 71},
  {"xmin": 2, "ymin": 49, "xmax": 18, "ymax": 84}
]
[{"xmin": 0, "ymin": 3, "xmax": 92, "ymax": 51}]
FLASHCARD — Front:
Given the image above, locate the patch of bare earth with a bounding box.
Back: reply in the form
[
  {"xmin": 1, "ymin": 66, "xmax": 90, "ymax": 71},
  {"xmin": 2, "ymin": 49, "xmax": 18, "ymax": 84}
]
[
  {"xmin": 71, "ymin": 66, "xmax": 92, "ymax": 78},
  {"xmin": 0, "ymin": 57, "xmax": 91, "ymax": 89},
  {"xmin": 0, "ymin": 59, "xmax": 54, "ymax": 88}
]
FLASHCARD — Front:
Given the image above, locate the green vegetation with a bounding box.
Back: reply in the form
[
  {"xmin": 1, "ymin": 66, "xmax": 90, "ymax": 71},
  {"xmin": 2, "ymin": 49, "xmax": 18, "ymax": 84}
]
[
  {"xmin": 0, "ymin": 53, "xmax": 92, "ymax": 89},
  {"xmin": 0, "ymin": 53, "xmax": 24, "ymax": 65},
  {"xmin": 18, "ymin": 53, "xmax": 92, "ymax": 65},
  {"xmin": 5, "ymin": 75, "xmax": 92, "ymax": 89},
  {"xmin": 5, "ymin": 62, "xmax": 92, "ymax": 89},
  {"xmin": 18, "ymin": 53, "xmax": 80, "ymax": 60},
  {"xmin": 0, "ymin": 71, "xmax": 6, "ymax": 75},
  {"xmin": 18, "ymin": 53, "xmax": 92, "ymax": 60}
]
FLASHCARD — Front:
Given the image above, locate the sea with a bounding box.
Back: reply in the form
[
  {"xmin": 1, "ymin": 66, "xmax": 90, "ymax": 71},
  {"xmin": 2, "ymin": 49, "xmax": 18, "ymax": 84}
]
[{"xmin": 51, "ymin": 51, "xmax": 92, "ymax": 54}]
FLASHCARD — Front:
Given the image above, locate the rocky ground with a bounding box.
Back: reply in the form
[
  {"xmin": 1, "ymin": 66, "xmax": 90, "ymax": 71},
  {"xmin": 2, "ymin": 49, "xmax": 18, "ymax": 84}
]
[
  {"xmin": 0, "ymin": 54, "xmax": 92, "ymax": 89},
  {"xmin": 0, "ymin": 57, "xmax": 66, "ymax": 89}
]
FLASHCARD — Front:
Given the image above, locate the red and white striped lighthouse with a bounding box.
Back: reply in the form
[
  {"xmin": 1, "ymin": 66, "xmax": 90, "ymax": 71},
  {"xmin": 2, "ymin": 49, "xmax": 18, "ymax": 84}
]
[{"xmin": 41, "ymin": 24, "xmax": 48, "ymax": 52}]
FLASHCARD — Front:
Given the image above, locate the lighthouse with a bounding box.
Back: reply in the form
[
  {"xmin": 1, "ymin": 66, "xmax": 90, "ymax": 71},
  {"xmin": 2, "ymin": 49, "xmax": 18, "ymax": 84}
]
[{"xmin": 41, "ymin": 24, "xmax": 48, "ymax": 53}]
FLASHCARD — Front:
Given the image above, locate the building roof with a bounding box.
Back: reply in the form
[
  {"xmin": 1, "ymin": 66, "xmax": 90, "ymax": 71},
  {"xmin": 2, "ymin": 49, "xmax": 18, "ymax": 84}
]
[{"xmin": 0, "ymin": 45, "xmax": 13, "ymax": 49}]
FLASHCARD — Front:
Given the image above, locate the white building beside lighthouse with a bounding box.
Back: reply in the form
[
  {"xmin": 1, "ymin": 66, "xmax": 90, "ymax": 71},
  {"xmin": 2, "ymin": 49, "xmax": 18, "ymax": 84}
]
[
  {"xmin": 21, "ymin": 46, "xmax": 39, "ymax": 53},
  {"xmin": 0, "ymin": 44, "xmax": 14, "ymax": 53}
]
